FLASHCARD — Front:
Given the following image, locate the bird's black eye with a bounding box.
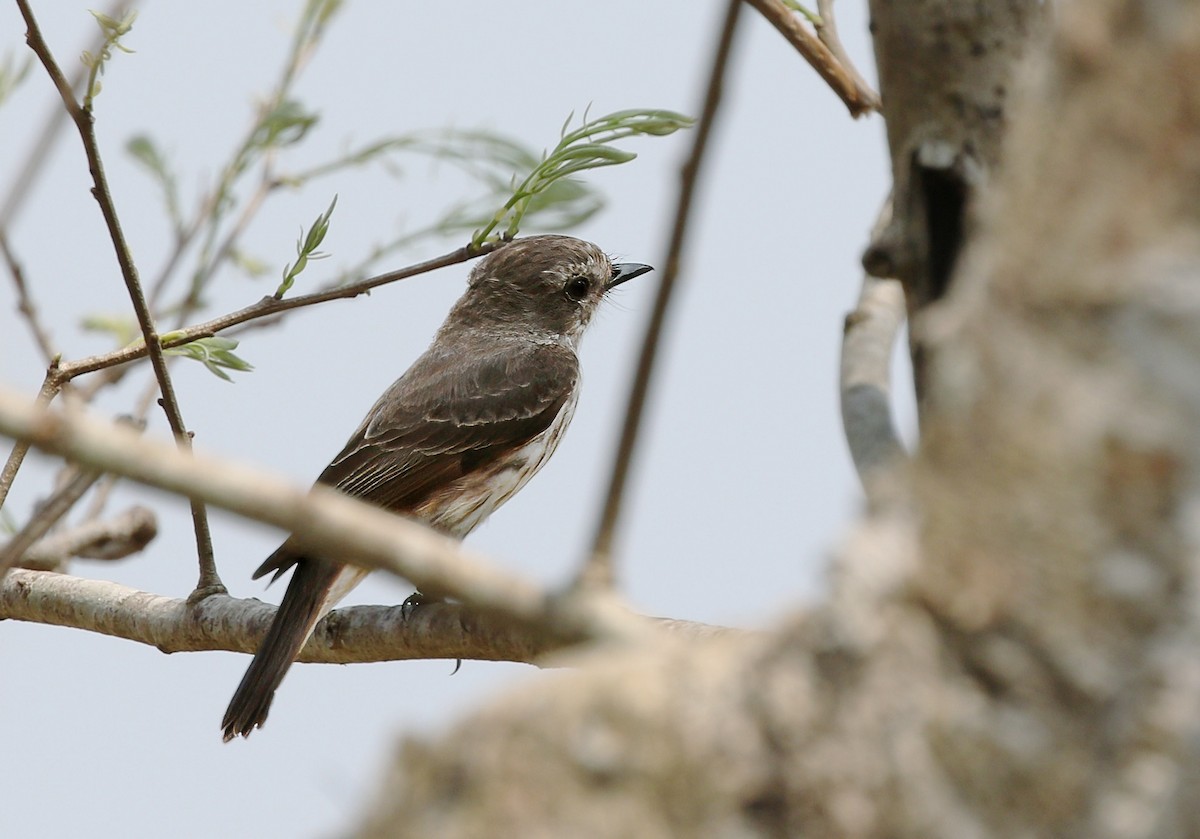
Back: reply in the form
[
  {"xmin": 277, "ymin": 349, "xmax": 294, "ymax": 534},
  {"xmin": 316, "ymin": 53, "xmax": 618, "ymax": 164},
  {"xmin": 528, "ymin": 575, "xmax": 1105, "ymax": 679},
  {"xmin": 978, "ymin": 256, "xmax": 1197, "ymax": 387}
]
[{"xmin": 564, "ymin": 276, "xmax": 591, "ymax": 302}]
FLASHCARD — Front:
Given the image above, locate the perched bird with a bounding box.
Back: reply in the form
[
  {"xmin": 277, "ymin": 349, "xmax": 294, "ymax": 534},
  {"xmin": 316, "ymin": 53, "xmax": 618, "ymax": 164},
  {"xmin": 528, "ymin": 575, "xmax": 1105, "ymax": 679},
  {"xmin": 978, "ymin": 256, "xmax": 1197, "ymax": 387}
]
[{"xmin": 221, "ymin": 235, "xmax": 652, "ymax": 740}]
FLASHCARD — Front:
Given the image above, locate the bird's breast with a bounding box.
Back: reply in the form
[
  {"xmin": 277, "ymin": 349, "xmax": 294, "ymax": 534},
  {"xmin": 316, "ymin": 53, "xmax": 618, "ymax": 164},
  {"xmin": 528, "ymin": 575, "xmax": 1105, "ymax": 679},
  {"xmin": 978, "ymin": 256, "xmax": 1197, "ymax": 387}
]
[{"xmin": 417, "ymin": 388, "xmax": 580, "ymax": 539}]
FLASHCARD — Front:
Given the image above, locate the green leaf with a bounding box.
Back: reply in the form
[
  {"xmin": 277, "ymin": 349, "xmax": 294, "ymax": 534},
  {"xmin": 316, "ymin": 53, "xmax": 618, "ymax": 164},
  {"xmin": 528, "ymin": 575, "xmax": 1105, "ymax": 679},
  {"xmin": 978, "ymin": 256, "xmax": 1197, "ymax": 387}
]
[
  {"xmin": 0, "ymin": 505, "xmax": 17, "ymax": 536},
  {"xmin": 82, "ymin": 8, "xmax": 138, "ymax": 107},
  {"xmin": 472, "ymin": 108, "xmax": 693, "ymax": 247},
  {"xmin": 780, "ymin": 0, "xmax": 823, "ymax": 25},
  {"xmin": 229, "ymin": 248, "xmax": 270, "ymax": 278},
  {"xmin": 80, "ymin": 313, "xmax": 139, "ymax": 346},
  {"xmin": 163, "ymin": 337, "xmax": 254, "ymax": 382},
  {"xmin": 126, "ymin": 134, "xmax": 182, "ymax": 230},
  {"xmin": 276, "ymin": 195, "xmax": 337, "ymax": 298},
  {"xmin": 251, "ymin": 99, "xmax": 319, "ymax": 150}
]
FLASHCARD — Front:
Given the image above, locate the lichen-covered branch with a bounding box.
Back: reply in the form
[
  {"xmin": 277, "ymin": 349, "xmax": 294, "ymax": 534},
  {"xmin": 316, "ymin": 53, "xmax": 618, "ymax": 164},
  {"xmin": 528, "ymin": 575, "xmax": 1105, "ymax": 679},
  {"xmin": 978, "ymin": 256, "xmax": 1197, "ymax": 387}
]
[{"xmin": 1, "ymin": 569, "xmax": 732, "ymax": 664}]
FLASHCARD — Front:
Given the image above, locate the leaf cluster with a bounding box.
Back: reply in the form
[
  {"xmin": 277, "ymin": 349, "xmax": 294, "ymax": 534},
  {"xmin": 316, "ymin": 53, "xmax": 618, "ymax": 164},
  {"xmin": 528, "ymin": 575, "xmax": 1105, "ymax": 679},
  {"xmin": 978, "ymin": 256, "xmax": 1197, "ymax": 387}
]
[
  {"xmin": 471, "ymin": 109, "xmax": 695, "ymax": 248},
  {"xmin": 80, "ymin": 9, "xmax": 137, "ymax": 107},
  {"xmin": 276, "ymin": 195, "xmax": 336, "ymax": 298}
]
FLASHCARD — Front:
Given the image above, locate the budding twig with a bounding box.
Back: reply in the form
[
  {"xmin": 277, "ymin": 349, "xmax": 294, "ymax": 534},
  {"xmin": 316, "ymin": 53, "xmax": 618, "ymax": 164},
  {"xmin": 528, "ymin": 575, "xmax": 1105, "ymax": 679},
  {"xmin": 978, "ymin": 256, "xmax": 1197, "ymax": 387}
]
[{"xmin": 743, "ymin": 0, "xmax": 880, "ymax": 117}]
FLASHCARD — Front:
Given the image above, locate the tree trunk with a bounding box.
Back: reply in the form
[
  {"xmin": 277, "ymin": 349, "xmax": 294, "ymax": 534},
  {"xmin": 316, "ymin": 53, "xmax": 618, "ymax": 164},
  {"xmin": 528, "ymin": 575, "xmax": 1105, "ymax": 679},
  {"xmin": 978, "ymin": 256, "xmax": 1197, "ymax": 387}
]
[{"xmin": 350, "ymin": 1, "xmax": 1200, "ymax": 836}]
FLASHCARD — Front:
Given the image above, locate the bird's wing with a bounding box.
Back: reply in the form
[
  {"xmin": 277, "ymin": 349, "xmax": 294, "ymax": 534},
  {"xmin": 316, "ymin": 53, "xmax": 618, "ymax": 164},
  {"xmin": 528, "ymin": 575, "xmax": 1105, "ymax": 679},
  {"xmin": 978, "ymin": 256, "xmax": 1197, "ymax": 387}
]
[{"xmin": 252, "ymin": 341, "xmax": 578, "ymax": 581}]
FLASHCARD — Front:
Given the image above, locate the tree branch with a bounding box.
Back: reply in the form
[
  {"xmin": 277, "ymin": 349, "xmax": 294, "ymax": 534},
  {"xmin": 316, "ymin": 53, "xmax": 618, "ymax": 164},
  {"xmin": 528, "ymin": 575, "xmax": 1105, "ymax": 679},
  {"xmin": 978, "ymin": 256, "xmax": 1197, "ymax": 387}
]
[
  {"xmin": 0, "ymin": 230, "xmax": 58, "ymax": 365},
  {"xmin": 840, "ymin": 199, "xmax": 908, "ymax": 505},
  {"xmin": 583, "ymin": 0, "xmax": 742, "ymax": 591},
  {"xmin": 1, "ymin": 568, "xmax": 734, "ymax": 663},
  {"xmin": 0, "ymin": 368, "xmax": 60, "ymax": 509},
  {"xmin": 840, "ymin": 274, "xmax": 907, "ymax": 500},
  {"xmin": 17, "ymin": 0, "xmax": 220, "ymax": 590},
  {"xmin": 55, "ymin": 241, "xmax": 501, "ymax": 384},
  {"xmin": 814, "ymin": 0, "xmax": 877, "ymax": 113},
  {"xmin": 0, "ymin": 386, "xmax": 647, "ymax": 645},
  {"xmin": 742, "ymin": 0, "xmax": 880, "ymax": 117}
]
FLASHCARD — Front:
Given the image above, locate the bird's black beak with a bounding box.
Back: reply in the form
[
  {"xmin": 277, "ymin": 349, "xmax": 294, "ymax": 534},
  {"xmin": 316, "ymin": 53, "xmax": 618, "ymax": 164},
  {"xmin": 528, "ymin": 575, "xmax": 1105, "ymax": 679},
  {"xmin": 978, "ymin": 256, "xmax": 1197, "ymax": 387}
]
[{"xmin": 605, "ymin": 262, "xmax": 654, "ymax": 291}]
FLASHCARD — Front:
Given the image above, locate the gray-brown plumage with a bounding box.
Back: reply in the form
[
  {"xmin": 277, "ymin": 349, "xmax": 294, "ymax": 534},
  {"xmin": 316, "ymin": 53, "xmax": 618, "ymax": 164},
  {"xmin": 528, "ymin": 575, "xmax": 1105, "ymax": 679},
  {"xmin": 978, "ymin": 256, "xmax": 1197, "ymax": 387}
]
[{"xmin": 221, "ymin": 235, "xmax": 651, "ymax": 740}]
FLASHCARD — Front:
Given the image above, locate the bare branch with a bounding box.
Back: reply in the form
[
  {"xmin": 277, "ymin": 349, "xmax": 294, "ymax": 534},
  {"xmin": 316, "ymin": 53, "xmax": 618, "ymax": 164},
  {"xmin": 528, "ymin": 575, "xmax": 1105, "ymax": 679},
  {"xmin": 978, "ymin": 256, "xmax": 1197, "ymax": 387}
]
[
  {"xmin": 0, "ymin": 230, "xmax": 58, "ymax": 365},
  {"xmin": 840, "ymin": 274, "xmax": 908, "ymax": 501},
  {"xmin": 17, "ymin": 0, "xmax": 219, "ymax": 589},
  {"xmin": 814, "ymin": 0, "xmax": 878, "ymax": 111},
  {"xmin": 840, "ymin": 200, "xmax": 908, "ymax": 504},
  {"xmin": 14, "ymin": 505, "xmax": 157, "ymax": 569},
  {"xmin": 583, "ymin": 0, "xmax": 742, "ymax": 591},
  {"xmin": 0, "ymin": 368, "xmax": 61, "ymax": 509},
  {"xmin": 742, "ymin": 0, "xmax": 880, "ymax": 117},
  {"xmin": 56, "ymin": 241, "xmax": 501, "ymax": 384},
  {"xmin": 1, "ymin": 568, "xmax": 734, "ymax": 663}
]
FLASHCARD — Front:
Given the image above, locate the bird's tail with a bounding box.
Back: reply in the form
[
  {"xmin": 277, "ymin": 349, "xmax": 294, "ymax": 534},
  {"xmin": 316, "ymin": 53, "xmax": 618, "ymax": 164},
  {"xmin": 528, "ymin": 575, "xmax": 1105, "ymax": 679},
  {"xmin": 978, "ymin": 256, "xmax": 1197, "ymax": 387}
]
[{"xmin": 221, "ymin": 556, "xmax": 339, "ymax": 741}]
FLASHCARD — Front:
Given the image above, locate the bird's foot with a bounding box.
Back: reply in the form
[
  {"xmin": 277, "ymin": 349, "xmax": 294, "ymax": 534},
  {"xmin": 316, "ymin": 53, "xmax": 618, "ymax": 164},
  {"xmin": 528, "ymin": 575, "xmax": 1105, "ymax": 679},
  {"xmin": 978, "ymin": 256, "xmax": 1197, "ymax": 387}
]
[{"xmin": 400, "ymin": 590, "xmax": 444, "ymax": 620}]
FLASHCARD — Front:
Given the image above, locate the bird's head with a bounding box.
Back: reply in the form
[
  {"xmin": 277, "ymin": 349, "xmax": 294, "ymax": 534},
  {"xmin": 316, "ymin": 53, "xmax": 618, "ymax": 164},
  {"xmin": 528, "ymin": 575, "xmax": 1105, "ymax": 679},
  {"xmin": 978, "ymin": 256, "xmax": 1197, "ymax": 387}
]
[{"xmin": 453, "ymin": 235, "xmax": 652, "ymax": 344}]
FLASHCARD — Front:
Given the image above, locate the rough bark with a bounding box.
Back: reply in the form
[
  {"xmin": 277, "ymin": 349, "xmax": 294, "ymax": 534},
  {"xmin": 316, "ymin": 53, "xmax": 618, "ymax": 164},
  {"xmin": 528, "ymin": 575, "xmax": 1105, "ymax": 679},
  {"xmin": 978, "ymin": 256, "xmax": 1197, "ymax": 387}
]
[
  {"xmin": 0, "ymin": 568, "xmax": 729, "ymax": 664},
  {"xmin": 865, "ymin": 0, "xmax": 1046, "ymax": 406},
  {"xmin": 348, "ymin": 2, "xmax": 1200, "ymax": 836}
]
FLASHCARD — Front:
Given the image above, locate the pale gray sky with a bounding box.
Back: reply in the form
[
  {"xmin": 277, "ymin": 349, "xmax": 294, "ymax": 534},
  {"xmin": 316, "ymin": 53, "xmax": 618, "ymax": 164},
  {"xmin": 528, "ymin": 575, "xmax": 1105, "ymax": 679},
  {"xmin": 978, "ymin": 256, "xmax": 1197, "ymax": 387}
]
[{"xmin": 0, "ymin": 2, "xmax": 901, "ymax": 836}]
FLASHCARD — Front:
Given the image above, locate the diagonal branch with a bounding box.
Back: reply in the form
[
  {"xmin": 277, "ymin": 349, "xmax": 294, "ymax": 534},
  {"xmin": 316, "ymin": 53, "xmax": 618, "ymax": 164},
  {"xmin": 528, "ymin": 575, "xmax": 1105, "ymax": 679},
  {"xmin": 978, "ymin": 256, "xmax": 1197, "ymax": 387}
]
[
  {"xmin": 0, "ymin": 386, "xmax": 648, "ymax": 645},
  {"xmin": 0, "ymin": 230, "xmax": 58, "ymax": 365},
  {"xmin": 743, "ymin": 0, "xmax": 880, "ymax": 117},
  {"xmin": 582, "ymin": 0, "xmax": 742, "ymax": 591},
  {"xmin": 814, "ymin": 0, "xmax": 878, "ymax": 111},
  {"xmin": 17, "ymin": 0, "xmax": 219, "ymax": 591},
  {"xmin": 56, "ymin": 241, "xmax": 501, "ymax": 384},
  {"xmin": 0, "ymin": 367, "xmax": 61, "ymax": 510}
]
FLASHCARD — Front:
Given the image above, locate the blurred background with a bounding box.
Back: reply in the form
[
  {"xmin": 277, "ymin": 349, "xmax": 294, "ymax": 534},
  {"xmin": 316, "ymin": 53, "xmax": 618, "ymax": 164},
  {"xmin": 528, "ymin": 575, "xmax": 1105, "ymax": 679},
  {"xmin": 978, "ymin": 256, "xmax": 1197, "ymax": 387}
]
[{"xmin": 0, "ymin": 2, "xmax": 903, "ymax": 835}]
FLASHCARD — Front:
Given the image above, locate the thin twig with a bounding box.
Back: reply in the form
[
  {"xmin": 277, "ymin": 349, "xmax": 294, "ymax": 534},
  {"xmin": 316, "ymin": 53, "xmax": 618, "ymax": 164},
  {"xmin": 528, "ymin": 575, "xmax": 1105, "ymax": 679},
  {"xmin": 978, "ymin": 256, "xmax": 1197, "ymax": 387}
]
[
  {"xmin": 17, "ymin": 0, "xmax": 221, "ymax": 591},
  {"xmin": 1, "ymin": 230, "xmax": 58, "ymax": 365},
  {"xmin": 0, "ymin": 369, "xmax": 60, "ymax": 510},
  {"xmin": 814, "ymin": 0, "xmax": 879, "ymax": 112},
  {"xmin": 57, "ymin": 241, "xmax": 501, "ymax": 383},
  {"xmin": 743, "ymin": 0, "xmax": 880, "ymax": 117},
  {"xmin": 581, "ymin": 0, "xmax": 743, "ymax": 591}
]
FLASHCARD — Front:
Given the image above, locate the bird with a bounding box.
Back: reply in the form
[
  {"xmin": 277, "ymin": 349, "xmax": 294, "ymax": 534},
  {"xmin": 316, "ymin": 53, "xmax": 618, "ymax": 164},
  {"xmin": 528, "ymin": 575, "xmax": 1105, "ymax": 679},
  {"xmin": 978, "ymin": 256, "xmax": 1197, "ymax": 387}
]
[{"xmin": 221, "ymin": 234, "xmax": 652, "ymax": 740}]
